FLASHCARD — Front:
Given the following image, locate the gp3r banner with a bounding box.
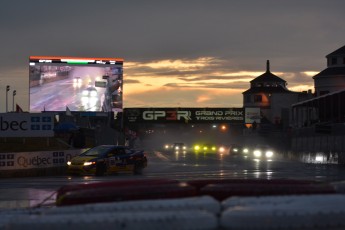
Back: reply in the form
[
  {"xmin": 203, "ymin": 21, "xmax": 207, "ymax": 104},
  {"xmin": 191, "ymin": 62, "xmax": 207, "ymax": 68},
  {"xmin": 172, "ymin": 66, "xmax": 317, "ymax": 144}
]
[
  {"xmin": 0, "ymin": 113, "xmax": 54, "ymax": 137},
  {"xmin": 124, "ymin": 108, "xmax": 245, "ymax": 124}
]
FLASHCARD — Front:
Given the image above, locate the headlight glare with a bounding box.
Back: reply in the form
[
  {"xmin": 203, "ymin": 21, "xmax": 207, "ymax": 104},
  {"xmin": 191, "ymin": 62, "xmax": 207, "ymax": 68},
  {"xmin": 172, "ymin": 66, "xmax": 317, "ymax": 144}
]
[
  {"xmin": 253, "ymin": 150, "xmax": 262, "ymax": 157},
  {"xmin": 265, "ymin": 151, "xmax": 274, "ymax": 158},
  {"xmin": 83, "ymin": 161, "xmax": 96, "ymax": 166}
]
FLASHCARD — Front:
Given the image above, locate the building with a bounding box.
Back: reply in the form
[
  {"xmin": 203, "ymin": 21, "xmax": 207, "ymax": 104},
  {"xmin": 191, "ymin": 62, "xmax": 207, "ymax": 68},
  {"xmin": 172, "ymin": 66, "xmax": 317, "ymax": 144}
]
[
  {"xmin": 313, "ymin": 45, "xmax": 345, "ymax": 96},
  {"xmin": 242, "ymin": 60, "xmax": 312, "ymax": 130},
  {"xmin": 291, "ymin": 45, "xmax": 345, "ymax": 162}
]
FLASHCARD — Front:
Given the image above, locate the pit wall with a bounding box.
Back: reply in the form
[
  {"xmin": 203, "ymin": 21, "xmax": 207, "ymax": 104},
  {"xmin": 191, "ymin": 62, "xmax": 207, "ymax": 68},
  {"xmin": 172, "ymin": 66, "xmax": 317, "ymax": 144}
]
[
  {"xmin": 291, "ymin": 124, "xmax": 345, "ymax": 164},
  {"xmin": 0, "ymin": 149, "xmax": 87, "ymax": 178}
]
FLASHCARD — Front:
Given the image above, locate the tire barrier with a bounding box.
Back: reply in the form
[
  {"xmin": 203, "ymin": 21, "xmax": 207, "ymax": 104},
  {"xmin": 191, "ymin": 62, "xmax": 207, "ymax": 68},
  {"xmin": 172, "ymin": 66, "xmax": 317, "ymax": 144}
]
[
  {"xmin": 220, "ymin": 194, "xmax": 345, "ymax": 230},
  {"xmin": 57, "ymin": 178, "xmax": 335, "ymax": 206},
  {"xmin": 57, "ymin": 182, "xmax": 198, "ymax": 206},
  {"xmin": 56, "ymin": 178, "xmax": 179, "ymax": 201},
  {"xmin": 199, "ymin": 183, "xmax": 336, "ymax": 201},
  {"xmin": 330, "ymin": 181, "xmax": 345, "ymax": 193},
  {"xmin": 186, "ymin": 178, "xmax": 323, "ymax": 191}
]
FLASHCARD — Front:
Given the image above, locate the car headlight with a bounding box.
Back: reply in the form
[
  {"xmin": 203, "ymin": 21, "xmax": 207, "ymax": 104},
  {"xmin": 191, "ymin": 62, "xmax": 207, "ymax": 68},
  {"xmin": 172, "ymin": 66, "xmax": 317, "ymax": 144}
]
[
  {"xmin": 265, "ymin": 151, "xmax": 274, "ymax": 158},
  {"xmin": 175, "ymin": 146, "xmax": 179, "ymax": 150},
  {"xmin": 82, "ymin": 90, "xmax": 89, "ymax": 96},
  {"xmin": 253, "ymin": 150, "xmax": 262, "ymax": 157},
  {"xmin": 233, "ymin": 148, "xmax": 238, "ymax": 152},
  {"xmin": 243, "ymin": 148, "xmax": 249, "ymax": 153},
  {"xmin": 211, "ymin": 146, "xmax": 216, "ymax": 151},
  {"xmin": 67, "ymin": 161, "xmax": 72, "ymax": 166},
  {"xmin": 165, "ymin": 145, "xmax": 169, "ymax": 149},
  {"xmin": 219, "ymin": 147, "xmax": 225, "ymax": 152},
  {"xmin": 83, "ymin": 161, "xmax": 96, "ymax": 166},
  {"xmin": 203, "ymin": 146, "xmax": 208, "ymax": 150},
  {"xmin": 183, "ymin": 146, "xmax": 186, "ymax": 150},
  {"xmin": 90, "ymin": 91, "xmax": 97, "ymax": 97},
  {"xmin": 194, "ymin": 145, "xmax": 200, "ymax": 151}
]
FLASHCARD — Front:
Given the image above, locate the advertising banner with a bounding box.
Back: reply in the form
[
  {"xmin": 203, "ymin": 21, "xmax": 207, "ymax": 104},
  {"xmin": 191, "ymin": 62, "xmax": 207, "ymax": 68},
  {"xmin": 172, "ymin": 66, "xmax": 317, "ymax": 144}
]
[
  {"xmin": 124, "ymin": 108, "xmax": 244, "ymax": 124},
  {"xmin": 0, "ymin": 149, "xmax": 85, "ymax": 170},
  {"xmin": 0, "ymin": 113, "xmax": 54, "ymax": 137},
  {"xmin": 244, "ymin": 107, "xmax": 261, "ymax": 124}
]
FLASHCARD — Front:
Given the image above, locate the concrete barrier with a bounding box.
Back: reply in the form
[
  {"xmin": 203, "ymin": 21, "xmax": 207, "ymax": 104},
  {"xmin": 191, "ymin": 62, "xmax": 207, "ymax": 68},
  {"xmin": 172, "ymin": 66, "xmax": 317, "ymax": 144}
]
[
  {"xmin": 220, "ymin": 194, "xmax": 345, "ymax": 229},
  {"xmin": 1, "ymin": 196, "xmax": 220, "ymax": 230}
]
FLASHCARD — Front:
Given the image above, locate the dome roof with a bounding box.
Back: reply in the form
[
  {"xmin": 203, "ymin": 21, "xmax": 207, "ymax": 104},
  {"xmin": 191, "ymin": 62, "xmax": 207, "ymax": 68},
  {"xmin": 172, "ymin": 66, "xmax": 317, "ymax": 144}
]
[{"xmin": 250, "ymin": 60, "xmax": 286, "ymax": 84}]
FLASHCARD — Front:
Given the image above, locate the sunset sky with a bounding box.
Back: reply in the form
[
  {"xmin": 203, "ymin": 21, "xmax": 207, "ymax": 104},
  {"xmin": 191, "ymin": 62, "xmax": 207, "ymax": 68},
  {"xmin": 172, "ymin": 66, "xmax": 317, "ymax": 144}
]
[{"xmin": 0, "ymin": 0, "xmax": 344, "ymax": 112}]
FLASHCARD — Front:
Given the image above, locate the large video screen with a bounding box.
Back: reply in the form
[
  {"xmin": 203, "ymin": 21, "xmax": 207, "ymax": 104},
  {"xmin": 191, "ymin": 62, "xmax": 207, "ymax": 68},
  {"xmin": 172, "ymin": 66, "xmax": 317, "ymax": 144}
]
[{"xmin": 29, "ymin": 56, "xmax": 123, "ymax": 113}]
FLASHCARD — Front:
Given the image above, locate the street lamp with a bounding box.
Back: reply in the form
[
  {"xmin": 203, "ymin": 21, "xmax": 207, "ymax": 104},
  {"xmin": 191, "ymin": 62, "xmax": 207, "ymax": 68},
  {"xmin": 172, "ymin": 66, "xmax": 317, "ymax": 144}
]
[
  {"xmin": 6, "ymin": 85, "xmax": 10, "ymax": 113},
  {"xmin": 12, "ymin": 90, "xmax": 16, "ymax": 112}
]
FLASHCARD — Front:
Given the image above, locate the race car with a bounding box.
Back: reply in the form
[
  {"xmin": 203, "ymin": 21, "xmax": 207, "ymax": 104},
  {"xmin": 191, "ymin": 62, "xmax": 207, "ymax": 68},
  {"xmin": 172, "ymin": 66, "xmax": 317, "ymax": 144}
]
[
  {"xmin": 67, "ymin": 145, "xmax": 148, "ymax": 176},
  {"xmin": 164, "ymin": 143, "xmax": 187, "ymax": 153},
  {"xmin": 193, "ymin": 143, "xmax": 219, "ymax": 154},
  {"xmin": 252, "ymin": 144, "xmax": 275, "ymax": 160}
]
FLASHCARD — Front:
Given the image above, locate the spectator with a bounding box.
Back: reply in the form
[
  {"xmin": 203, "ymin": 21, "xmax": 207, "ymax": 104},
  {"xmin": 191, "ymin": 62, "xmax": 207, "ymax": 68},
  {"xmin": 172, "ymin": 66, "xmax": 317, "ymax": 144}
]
[
  {"xmin": 252, "ymin": 121, "xmax": 257, "ymax": 131},
  {"xmin": 73, "ymin": 129, "xmax": 86, "ymax": 148}
]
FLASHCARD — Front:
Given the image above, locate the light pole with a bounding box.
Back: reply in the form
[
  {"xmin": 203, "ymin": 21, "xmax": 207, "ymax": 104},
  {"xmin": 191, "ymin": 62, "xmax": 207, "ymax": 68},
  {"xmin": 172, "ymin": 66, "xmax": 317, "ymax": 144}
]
[
  {"xmin": 12, "ymin": 90, "xmax": 16, "ymax": 112},
  {"xmin": 6, "ymin": 85, "xmax": 10, "ymax": 113}
]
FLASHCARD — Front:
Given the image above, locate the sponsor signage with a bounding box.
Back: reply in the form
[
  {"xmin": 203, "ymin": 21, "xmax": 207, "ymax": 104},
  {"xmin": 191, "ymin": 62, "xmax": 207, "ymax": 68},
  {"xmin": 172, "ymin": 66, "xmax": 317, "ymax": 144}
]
[
  {"xmin": 0, "ymin": 149, "xmax": 85, "ymax": 170},
  {"xmin": 95, "ymin": 81, "xmax": 107, "ymax": 88},
  {"xmin": 124, "ymin": 108, "xmax": 245, "ymax": 124},
  {"xmin": 244, "ymin": 107, "xmax": 261, "ymax": 124},
  {"xmin": 0, "ymin": 113, "xmax": 54, "ymax": 137}
]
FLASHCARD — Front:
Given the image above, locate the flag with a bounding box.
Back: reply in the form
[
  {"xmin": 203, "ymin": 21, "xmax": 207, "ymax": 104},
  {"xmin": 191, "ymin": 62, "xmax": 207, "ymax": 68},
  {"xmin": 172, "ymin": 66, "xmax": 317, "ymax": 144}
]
[
  {"xmin": 16, "ymin": 104, "xmax": 24, "ymax": 113},
  {"xmin": 66, "ymin": 106, "xmax": 73, "ymax": 116}
]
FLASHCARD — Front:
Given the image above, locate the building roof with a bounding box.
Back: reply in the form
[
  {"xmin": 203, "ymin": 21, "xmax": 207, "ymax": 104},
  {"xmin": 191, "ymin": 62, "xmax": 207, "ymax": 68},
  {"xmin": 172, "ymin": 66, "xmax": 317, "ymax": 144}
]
[
  {"xmin": 292, "ymin": 88, "xmax": 345, "ymax": 107},
  {"xmin": 326, "ymin": 45, "xmax": 345, "ymax": 57},
  {"xmin": 313, "ymin": 66, "xmax": 345, "ymax": 78},
  {"xmin": 242, "ymin": 85, "xmax": 295, "ymax": 94},
  {"xmin": 250, "ymin": 60, "xmax": 286, "ymax": 83}
]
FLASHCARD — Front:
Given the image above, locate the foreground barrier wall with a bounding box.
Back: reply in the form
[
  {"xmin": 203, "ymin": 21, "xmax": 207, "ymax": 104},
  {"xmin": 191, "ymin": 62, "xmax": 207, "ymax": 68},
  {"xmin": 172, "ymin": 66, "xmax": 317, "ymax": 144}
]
[
  {"xmin": 0, "ymin": 149, "xmax": 87, "ymax": 178},
  {"xmin": 4, "ymin": 194, "xmax": 345, "ymax": 230}
]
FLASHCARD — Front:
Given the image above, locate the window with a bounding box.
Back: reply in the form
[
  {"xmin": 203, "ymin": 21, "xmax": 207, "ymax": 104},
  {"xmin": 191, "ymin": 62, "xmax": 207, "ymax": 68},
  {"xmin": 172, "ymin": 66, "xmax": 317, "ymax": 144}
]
[
  {"xmin": 254, "ymin": 95, "xmax": 262, "ymax": 102},
  {"xmin": 332, "ymin": 57, "xmax": 337, "ymax": 65},
  {"xmin": 245, "ymin": 95, "xmax": 251, "ymax": 103}
]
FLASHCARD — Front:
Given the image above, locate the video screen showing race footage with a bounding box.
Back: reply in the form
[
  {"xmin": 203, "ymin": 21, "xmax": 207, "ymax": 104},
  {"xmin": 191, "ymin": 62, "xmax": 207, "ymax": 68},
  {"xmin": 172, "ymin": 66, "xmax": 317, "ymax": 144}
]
[{"xmin": 29, "ymin": 56, "xmax": 123, "ymax": 113}]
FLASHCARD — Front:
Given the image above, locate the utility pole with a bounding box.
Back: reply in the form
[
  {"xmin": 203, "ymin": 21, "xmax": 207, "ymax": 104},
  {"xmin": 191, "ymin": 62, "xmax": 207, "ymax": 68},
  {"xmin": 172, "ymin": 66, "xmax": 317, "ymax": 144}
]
[
  {"xmin": 6, "ymin": 85, "xmax": 10, "ymax": 113},
  {"xmin": 12, "ymin": 90, "xmax": 16, "ymax": 112}
]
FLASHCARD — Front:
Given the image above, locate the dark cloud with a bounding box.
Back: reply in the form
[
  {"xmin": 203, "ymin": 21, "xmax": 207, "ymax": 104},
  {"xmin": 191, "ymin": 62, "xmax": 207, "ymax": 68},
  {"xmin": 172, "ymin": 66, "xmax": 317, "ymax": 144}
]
[
  {"xmin": 1, "ymin": 0, "xmax": 344, "ymax": 69},
  {"xmin": 178, "ymin": 75, "xmax": 252, "ymax": 82},
  {"xmin": 124, "ymin": 79, "xmax": 141, "ymax": 84},
  {"xmin": 0, "ymin": 0, "xmax": 344, "ymax": 111},
  {"xmin": 164, "ymin": 81, "xmax": 249, "ymax": 89}
]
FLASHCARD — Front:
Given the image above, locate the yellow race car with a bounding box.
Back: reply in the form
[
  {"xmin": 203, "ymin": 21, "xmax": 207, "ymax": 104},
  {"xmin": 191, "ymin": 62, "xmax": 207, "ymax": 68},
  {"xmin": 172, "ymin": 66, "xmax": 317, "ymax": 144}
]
[{"xmin": 67, "ymin": 145, "xmax": 148, "ymax": 176}]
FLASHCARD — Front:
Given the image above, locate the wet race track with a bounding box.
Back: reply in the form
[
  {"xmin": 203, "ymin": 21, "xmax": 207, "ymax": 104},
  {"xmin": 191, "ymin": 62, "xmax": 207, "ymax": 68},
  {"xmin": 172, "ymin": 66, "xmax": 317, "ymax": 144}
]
[{"xmin": 1, "ymin": 149, "xmax": 345, "ymax": 209}]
